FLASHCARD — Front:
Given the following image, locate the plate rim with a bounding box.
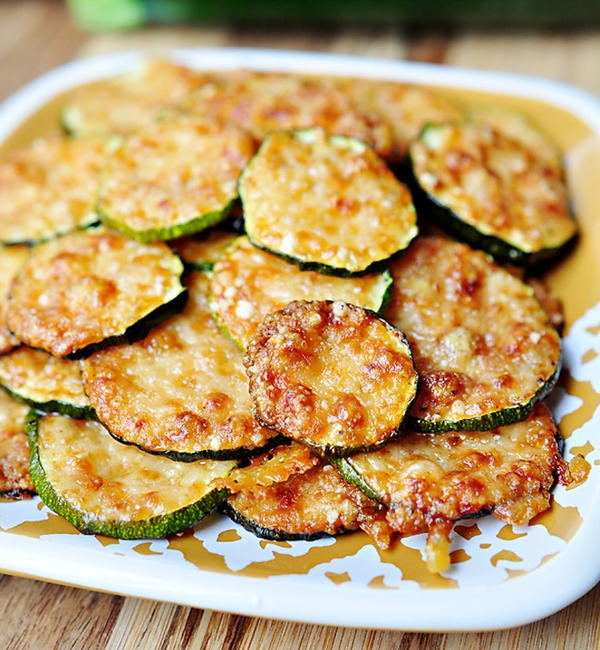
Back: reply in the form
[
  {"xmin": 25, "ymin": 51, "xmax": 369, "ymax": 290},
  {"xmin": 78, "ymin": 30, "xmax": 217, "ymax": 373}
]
[{"xmin": 1, "ymin": 47, "xmax": 599, "ymax": 632}]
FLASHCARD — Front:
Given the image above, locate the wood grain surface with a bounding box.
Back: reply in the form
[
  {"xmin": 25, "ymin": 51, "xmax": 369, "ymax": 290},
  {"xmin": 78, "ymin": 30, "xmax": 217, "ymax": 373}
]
[{"xmin": 1, "ymin": 1, "xmax": 599, "ymax": 648}]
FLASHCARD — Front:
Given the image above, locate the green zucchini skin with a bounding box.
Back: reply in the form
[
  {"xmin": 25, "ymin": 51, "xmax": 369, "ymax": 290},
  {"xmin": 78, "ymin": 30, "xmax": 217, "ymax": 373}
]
[
  {"xmin": 99, "ymin": 199, "xmax": 235, "ymax": 245},
  {"xmin": 405, "ymin": 156, "xmax": 577, "ymax": 267},
  {"xmin": 408, "ymin": 354, "xmax": 561, "ymax": 434},
  {"xmin": 65, "ymin": 288, "xmax": 188, "ymax": 360},
  {"xmin": 220, "ymin": 501, "xmax": 346, "ymax": 542},
  {"xmin": 26, "ymin": 411, "xmax": 230, "ymax": 539},
  {"xmin": 1, "ymin": 218, "xmax": 101, "ymax": 248},
  {"xmin": 0, "ymin": 384, "xmax": 96, "ymax": 420}
]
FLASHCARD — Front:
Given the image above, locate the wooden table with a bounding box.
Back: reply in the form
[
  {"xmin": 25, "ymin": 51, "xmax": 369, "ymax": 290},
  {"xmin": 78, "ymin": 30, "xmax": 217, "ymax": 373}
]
[{"xmin": 1, "ymin": 2, "xmax": 599, "ymax": 647}]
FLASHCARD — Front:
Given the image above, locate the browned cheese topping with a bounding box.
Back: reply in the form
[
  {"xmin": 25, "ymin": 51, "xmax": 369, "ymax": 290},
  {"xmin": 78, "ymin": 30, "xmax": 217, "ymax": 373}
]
[
  {"xmin": 81, "ymin": 273, "xmax": 277, "ymax": 456},
  {"xmin": 169, "ymin": 229, "xmax": 238, "ymax": 267},
  {"xmin": 228, "ymin": 461, "xmax": 390, "ymax": 545},
  {"xmin": 37, "ymin": 415, "xmax": 234, "ymax": 521},
  {"xmin": 99, "ymin": 115, "xmax": 255, "ymax": 233},
  {"xmin": 410, "ymin": 122, "xmax": 576, "ymax": 253},
  {"xmin": 385, "ymin": 237, "xmax": 561, "ymax": 425},
  {"xmin": 245, "ymin": 300, "xmax": 418, "ymax": 453},
  {"xmin": 0, "ymin": 347, "xmax": 89, "ymax": 408},
  {"xmin": 347, "ymin": 403, "xmax": 567, "ymax": 535},
  {"xmin": 7, "ymin": 229, "xmax": 184, "ymax": 357},
  {"xmin": 0, "ymin": 389, "xmax": 32, "ymax": 497},
  {"xmin": 339, "ymin": 78, "xmax": 464, "ymax": 161},
  {"xmin": 0, "ymin": 246, "xmax": 29, "ymax": 353},
  {"xmin": 527, "ymin": 277, "xmax": 565, "ymax": 332},
  {"xmin": 209, "ymin": 237, "xmax": 392, "ymax": 347},
  {"xmin": 242, "ymin": 129, "xmax": 417, "ymax": 273},
  {"xmin": 185, "ymin": 72, "xmax": 392, "ymax": 156},
  {"xmin": 62, "ymin": 59, "xmax": 206, "ymax": 136},
  {"xmin": 0, "ymin": 136, "xmax": 107, "ymax": 243}
]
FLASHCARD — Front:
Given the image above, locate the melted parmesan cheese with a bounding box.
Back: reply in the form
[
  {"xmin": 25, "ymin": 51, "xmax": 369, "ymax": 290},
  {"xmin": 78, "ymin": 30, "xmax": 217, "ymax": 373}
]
[
  {"xmin": 209, "ymin": 237, "xmax": 392, "ymax": 347},
  {"xmin": 184, "ymin": 72, "xmax": 392, "ymax": 156},
  {"xmin": 0, "ymin": 246, "xmax": 28, "ymax": 354},
  {"xmin": 99, "ymin": 115, "xmax": 255, "ymax": 235},
  {"xmin": 0, "ymin": 348, "xmax": 89, "ymax": 408},
  {"xmin": 242, "ymin": 128, "xmax": 417, "ymax": 273},
  {"xmin": 7, "ymin": 229, "xmax": 184, "ymax": 357},
  {"xmin": 245, "ymin": 300, "xmax": 418, "ymax": 452},
  {"xmin": 0, "ymin": 135, "xmax": 106, "ymax": 243},
  {"xmin": 81, "ymin": 273, "xmax": 276, "ymax": 456},
  {"xmin": 347, "ymin": 403, "xmax": 566, "ymax": 532},
  {"xmin": 170, "ymin": 229, "xmax": 238, "ymax": 268},
  {"xmin": 62, "ymin": 59, "xmax": 206, "ymax": 136},
  {"xmin": 228, "ymin": 462, "xmax": 387, "ymax": 539},
  {"xmin": 410, "ymin": 122, "xmax": 576, "ymax": 253},
  {"xmin": 0, "ymin": 389, "xmax": 32, "ymax": 496},
  {"xmin": 338, "ymin": 78, "xmax": 464, "ymax": 162},
  {"xmin": 385, "ymin": 237, "xmax": 561, "ymax": 426},
  {"xmin": 37, "ymin": 415, "xmax": 234, "ymax": 522}
]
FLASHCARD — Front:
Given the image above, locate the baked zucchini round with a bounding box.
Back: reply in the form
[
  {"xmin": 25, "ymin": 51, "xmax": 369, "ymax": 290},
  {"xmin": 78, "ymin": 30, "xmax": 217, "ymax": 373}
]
[
  {"xmin": 0, "ymin": 246, "xmax": 29, "ymax": 354},
  {"xmin": 81, "ymin": 272, "xmax": 278, "ymax": 461},
  {"xmin": 385, "ymin": 237, "xmax": 562, "ymax": 432},
  {"xmin": 0, "ymin": 347, "xmax": 94, "ymax": 419},
  {"xmin": 0, "ymin": 135, "xmax": 106, "ymax": 245},
  {"xmin": 98, "ymin": 115, "xmax": 256, "ymax": 243},
  {"xmin": 244, "ymin": 300, "xmax": 418, "ymax": 456},
  {"xmin": 27, "ymin": 412, "xmax": 235, "ymax": 539},
  {"xmin": 209, "ymin": 236, "xmax": 393, "ymax": 348},
  {"xmin": 241, "ymin": 128, "xmax": 418, "ymax": 276},
  {"xmin": 169, "ymin": 228, "xmax": 238, "ymax": 271},
  {"xmin": 7, "ymin": 228, "xmax": 186, "ymax": 358},
  {"xmin": 408, "ymin": 122, "xmax": 576, "ymax": 265},
  {"xmin": 0, "ymin": 389, "xmax": 33, "ymax": 499}
]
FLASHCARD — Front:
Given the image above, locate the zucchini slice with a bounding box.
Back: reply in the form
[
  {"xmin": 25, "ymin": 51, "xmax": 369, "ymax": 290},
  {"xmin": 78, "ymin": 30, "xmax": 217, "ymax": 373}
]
[
  {"xmin": 224, "ymin": 458, "xmax": 387, "ymax": 542},
  {"xmin": 241, "ymin": 128, "xmax": 418, "ymax": 276},
  {"xmin": 0, "ymin": 347, "xmax": 94, "ymax": 419},
  {"xmin": 169, "ymin": 228, "xmax": 238, "ymax": 271},
  {"xmin": 98, "ymin": 115, "xmax": 256, "ymax": 243},
  {"xmin": 0, "ymin": 390, "xmax": 33, "ymax": 499},
  {"xmin": 385, "ymin": 237, "xmax": 562, "ymax": 432},
  {"xmin": 408, "ymin": 122, "xmax": 576, "ymax": 265},
  {"xmin": 7, "ymin": 228, "xmax": 186, "ymax": 359},
  {"xmin": 0, "ymin": 135, "xmax": 107, "ymax": 245},
  {"xmin": 335, "ymin": 403, "xmax": 567, "ymax": 560},
  {"xmin": 184, "ymin": 72, "xmax": 393, "ymax": 157},
  {"xmin": 0, "ymin": 246, "xmax": 29, "ymax": 354},
  {"xmin": 81, "ymin": 272, "xmax": 278, "ymax": 461},
  {"xmin": 61, "ymin": 59, "xmax": 205, "ymax": 137},
  {"xmin": 528, "ymin": 277, "xmax": 565, "ymax": 333},
  {"xmin": 209, "ymin": 236, "xmax": 393, "ymax": 348},
  {"xmin": 338, "ymin": 78, "xmax": 464, "ymax": 162},
  {"xmin": 244, "ymin": 300, "xmax": 418, "ymax": 456},
  {"xmin": 27, "ymin": 412, "xmax": 235, "ymax": 539}
]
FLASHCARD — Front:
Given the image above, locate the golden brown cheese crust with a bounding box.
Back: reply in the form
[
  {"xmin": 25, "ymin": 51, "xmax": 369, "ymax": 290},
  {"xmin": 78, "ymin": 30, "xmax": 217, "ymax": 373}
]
[
  {"xmin": 81, "ymin": 273, "xmax": 277, "ymax": 457},
  {"xmin": 227, "ymin": 462, "xmax": 387, "ymax": 539},
  {"xmin": 169, "ymin": 229, "xmax": 238, "ymax": 267},
  {"xmin": 347, "ymin": 403, "xmax": 566, "ymax": 533},
  {"xmin": 0, "ymin": 246, "xmax": 29, "ymax": 354},
  {"xmin": 245, "ymin": 300, "xmax": 418, "ymax": 453},
  {"xmin": 99, "ymin": 116, "xmax": 255, "ymax": 233},
  {"xmin": 0, "ymin": 389, "xmax": 32, "ymax": 497},
  {"xmin": 385, "ymin": 237, "xmax": 561, "ymax": 426},
  {"xmin": 209, "ymin": 237, "xmax": 392, "ymax": 347},
  {"xmin": 37, "ymin": 415, "xmax": 234, "ymax": 521},
  {"xmin": 410, "ymin": 122, "xmax": 575, "ymax": 253},
  {"xmin": 528, "ymin": 277, "xmax": 565, "ymax": 332},
  {"xmin": 339, "ymin": 78, "xmax": 464, "ymax": 162},
  {"xmin": 62, "ymin": 60, "xmax": 206, "ymax": 136},
  {"xmin": 0, "ymin": 136, "xmax": 106, "ymax": 243},
  {"xmin": 7, "ymin": 229, "xmax": 184, "ymax": 357},
  {"xmin": 241, "ymin": 128, "xmax": 417, "ymax": 274},
  {"xmin": 0, "ymin": 347, "xmax": 89, "ymax": 408},
  {"xmin": 185, "ymin": 72, "xmax": 392, "ymax": 156}
]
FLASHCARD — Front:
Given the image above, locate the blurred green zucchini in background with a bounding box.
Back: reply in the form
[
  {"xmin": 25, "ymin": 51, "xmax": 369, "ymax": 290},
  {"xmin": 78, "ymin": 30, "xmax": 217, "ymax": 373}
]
[{"xmin": 67, "ymin": 0, "xmax": 600, "ymax": 32}]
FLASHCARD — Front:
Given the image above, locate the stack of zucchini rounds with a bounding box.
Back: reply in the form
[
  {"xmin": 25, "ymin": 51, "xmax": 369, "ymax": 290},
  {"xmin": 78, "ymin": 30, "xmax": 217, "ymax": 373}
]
[{"xmin": 0, "ymin": 60, "xmax": 576, "ymax": 573}]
